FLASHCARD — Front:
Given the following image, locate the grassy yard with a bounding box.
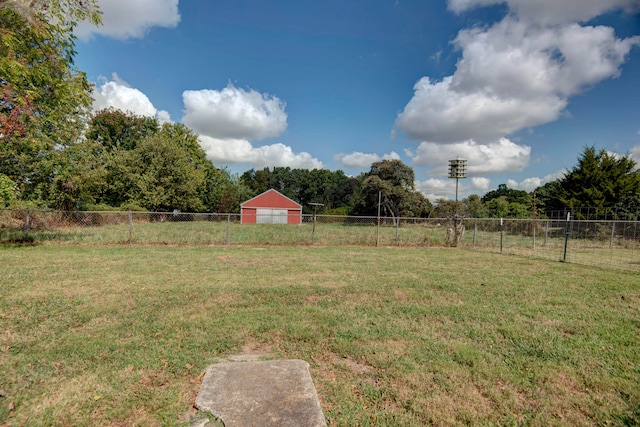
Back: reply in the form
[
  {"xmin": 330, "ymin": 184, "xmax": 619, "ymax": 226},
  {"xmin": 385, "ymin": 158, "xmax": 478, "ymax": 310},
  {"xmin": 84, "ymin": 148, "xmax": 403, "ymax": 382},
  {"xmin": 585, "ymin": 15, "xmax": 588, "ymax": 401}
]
[{"xmin": 1, "ymin": 244, "xmax": 638, "ymax": 426}]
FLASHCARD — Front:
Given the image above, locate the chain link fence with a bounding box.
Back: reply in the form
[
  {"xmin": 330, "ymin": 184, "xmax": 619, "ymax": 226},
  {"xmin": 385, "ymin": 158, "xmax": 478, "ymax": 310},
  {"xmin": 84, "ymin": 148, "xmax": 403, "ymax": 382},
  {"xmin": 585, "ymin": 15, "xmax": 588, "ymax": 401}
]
[
  {"xmin": 545, "ymin": 207, "xmax": 639, "ymax": 221},
  {"xmin": 1, "ymin": 209, "xmax": 638, "ymax": 272}
]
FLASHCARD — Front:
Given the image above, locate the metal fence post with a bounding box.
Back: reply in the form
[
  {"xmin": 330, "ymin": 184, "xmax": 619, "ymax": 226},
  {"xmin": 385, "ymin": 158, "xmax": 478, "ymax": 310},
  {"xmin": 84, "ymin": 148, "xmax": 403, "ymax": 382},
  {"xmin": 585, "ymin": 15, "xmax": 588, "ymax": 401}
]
[
  {"xmin": 226, "ymin": 213, "xmax": 230, "ymax": 246},
  {"xmin": 376, "ymin": 192, "xmax": 381, "ymax": 247},
  {"xmin": 532, "ymin": 217, "xmax": 536, "ymax": 251},
  {"xmin": 128, "ymin": 210, "xmax": 133, "ymax": 242},
  {"xmin": 25, "ymin": 208, "xmax": 30, "ymax": 238},
  {"xmin": 563, "ymin": 212, "xmax": 570, "ymax": 262},
  {"xmin": 609, "ymin": 221, "xmax": 615, "ymax": 249},
  {"xmin": 499, "ymin": 218, "xmax": 503, "ymax": 254},
  {"xmin": 473, "ymin": 218, "xmax": 477, "ymax": 247}
]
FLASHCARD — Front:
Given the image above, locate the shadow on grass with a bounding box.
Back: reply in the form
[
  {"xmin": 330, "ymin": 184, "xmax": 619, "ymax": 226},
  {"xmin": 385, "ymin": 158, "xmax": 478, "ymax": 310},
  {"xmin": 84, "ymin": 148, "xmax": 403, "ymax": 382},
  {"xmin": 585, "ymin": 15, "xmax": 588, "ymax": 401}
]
[
  {"xmin": 0, "ymin": 229, "xmax": 91, "ymax": 245},
  {"xmin": 0, "ymin": 230, "xmax": 38, "ymax": 245}
]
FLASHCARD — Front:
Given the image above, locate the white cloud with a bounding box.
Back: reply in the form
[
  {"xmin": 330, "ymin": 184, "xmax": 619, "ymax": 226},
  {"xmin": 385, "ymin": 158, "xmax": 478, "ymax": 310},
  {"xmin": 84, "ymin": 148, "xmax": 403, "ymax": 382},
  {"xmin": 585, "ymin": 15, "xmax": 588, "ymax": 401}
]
[
  {"xmin": 93, "ymin": 78, "xmax": 315, "ymax": 169},
  {"xmin": 451, "ymin": 20, "xmax": 638, "ymax": 100},
  {"xmin": 407, "ymin": 138, "xmax": 530, "ymax": 175},
  {"xmin": 505, "ymin": 169, "xmax": 567, "ymax": 192},
  {"xmin": 470, "ymin": 177, "xmax": 491, "ymax": 192},
  {"xmin": 415, "ymin": 178, "xmax": 454, "ymax": 202},
  {"xmin": 76, "ymin": 0, "xmax": 180, "ymax": 40},
  {"xmin": 395, "ymin": 16, "xmax": 639, "ymax": 143},
  {"xmin": 182, "ymin": 84, "xmax": 288, "ymax": 141},
  {"xmin": 545, "ymin": 169, "xmax": 568, "ymax": 182},
  {"xmin": 335, "ymin": 151, "xmax": 401, "ymax": 169},
  {"xmin": 630, "ymin": 144, "xmax": 640, "ymax": 163},
  {"xmin": 92, "ymin": 74, "xmax": 171, "ymax": 122},
  {"xmin": 198, "ymin": 136, "xmax": 323, "ymax": 169},
  {"xmin": 448, "ymin": 0, "xmax": 638, "ymax": 25},
  {"xmin": 181, "ymin": 84, "xmax": 319, "ymax": 169},
  {"xmin": 506, "ymin": 177, "xmax": 541, "ymax": 192},
  {"xmin": 396, "ymin": 1, "xmax": 639, "ymax": 188},
  {"xmin": 415, "ymin": 176, "xmax": 491, "ymax": 202},
  {"xmin": 156, "ymin": 110, "xmax": 172, "ymax": 124},
  {"xmin": 396, "ymin": 76, "xmax": 565, "ymax": 143}
]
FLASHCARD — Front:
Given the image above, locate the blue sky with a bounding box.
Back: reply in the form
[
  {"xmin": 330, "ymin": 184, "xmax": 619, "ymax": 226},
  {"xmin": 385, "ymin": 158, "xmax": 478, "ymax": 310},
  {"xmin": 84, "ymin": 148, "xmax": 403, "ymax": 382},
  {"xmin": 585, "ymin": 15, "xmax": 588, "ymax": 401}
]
[{"xmin": 74, "ymin": 0, "xmax": 640, "ymax": 201}]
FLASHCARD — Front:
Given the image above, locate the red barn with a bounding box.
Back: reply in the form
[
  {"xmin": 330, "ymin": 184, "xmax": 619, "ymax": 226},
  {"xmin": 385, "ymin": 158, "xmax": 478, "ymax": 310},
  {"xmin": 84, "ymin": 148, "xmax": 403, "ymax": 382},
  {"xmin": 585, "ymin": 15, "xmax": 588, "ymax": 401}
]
[{"xmin": 240, "ymin": 189, "xmax": 302, "ymax": 224}]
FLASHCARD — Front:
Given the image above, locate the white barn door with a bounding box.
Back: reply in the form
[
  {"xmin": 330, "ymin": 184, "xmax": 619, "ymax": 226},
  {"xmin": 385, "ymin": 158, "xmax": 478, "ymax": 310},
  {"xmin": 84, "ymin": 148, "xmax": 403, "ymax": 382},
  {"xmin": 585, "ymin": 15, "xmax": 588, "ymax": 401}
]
[{"xmin": 256, "ymin": 208, "xmax": 288, "ymax": 224}]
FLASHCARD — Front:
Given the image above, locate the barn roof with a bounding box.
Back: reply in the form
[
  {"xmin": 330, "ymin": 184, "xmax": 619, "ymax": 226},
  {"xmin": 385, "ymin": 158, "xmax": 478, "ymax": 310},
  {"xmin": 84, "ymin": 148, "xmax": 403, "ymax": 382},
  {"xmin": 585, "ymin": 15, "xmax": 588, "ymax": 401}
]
[{"xmin": 241, "ymin": 189, "xmax": 302, "ymax": 209}]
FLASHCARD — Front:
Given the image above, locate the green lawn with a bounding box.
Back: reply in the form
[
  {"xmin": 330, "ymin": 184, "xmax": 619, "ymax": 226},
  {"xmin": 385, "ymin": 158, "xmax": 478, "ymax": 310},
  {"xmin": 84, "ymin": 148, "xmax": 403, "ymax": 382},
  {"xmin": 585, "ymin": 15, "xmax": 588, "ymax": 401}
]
[{"xmin": 1, "ymin": 244, "xmax": 638, "ymax": 426}]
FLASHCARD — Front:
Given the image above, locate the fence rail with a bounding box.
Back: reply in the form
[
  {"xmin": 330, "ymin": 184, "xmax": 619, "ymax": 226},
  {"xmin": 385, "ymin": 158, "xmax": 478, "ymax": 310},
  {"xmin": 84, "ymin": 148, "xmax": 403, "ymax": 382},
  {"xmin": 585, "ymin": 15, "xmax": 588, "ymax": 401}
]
[{"xmin": 1, "ymin": 209, "xmax": 638, "ymax": 272}]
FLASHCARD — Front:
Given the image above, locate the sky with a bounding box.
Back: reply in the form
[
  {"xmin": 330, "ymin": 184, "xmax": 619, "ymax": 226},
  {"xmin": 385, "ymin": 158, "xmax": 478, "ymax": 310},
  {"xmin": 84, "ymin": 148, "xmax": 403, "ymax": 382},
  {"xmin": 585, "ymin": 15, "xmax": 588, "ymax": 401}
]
[{"xmin": 74, "ymin": 0, "xmax": 640, "ymax": 201}]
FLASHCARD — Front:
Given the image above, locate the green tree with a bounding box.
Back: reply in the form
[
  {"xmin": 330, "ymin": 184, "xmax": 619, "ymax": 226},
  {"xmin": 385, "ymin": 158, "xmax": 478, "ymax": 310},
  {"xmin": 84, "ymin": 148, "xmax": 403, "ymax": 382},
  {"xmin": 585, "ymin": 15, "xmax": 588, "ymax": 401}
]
[
  {"xmin": 482, "ymin": 183, "xmax": 530, "ymax": 205},
  {"xmin": 369, "ymin": 158, "xmax": 415, "ymax": 190},
  {"xmin": 0, "ymin": 1, "xmax": 101, "ymax": 203},
  {"xmin": 85, "ymin": 113, "xmax": 226, "ymax": 211},
  {"xmin": 241, "ymin": 168, "xmax": 271, "ymax": 195},
  {"xmin": 87, "ymin": 108, "xmax": 159, "ymax": 152},
  {"xmin": 47, "ymin": 140, "xmax": 106, "ymax": 211},
  {"xmin": 465, "ymin": 194, "xmax": 488, "ymax": 218},
  {"xmin": 157, "ymin": 122, "xmax": 229, "ymax": 211},
  {"xmin": 432, "ymin": 199, "xmax": 455, "ymax": 218},
  {"xmin": 211, "ymin": 169, "xmax": 254, "ymax": 213},
  {"xmin": 532, "ymin": 180, "xmax": 562, "ymax": 213},
  {"xmin": 0, "ymin": 173, "xmax": 17, "ymax": 207},
  {"xmin": 432, "ymin": 198, "xmax": 473, "ymax": 218},
  {"xmin": 84, "ymin": 110, "xmax": 161, "ymax": 208},
  {"xmin": 508, "ymin": 201, "xmax": 530, "ymax": 218},
  {"xmin": 352, "ymin": 160, "xmax": 432, "ymax": 218},
  {"xmin": 90, "ymin": 120, "xmax": 229, "ymax": 212},
  {"xmin": 556, "ymin": 146, "xmax": 640, "ymax": 217},
  {"xmin": 482, "ymin": 183, "xmax": 532, "ymax": 218},
  {"xmin": 122, "ymin": 134, "xmax": 207, "ymax": 212},
  {"xmin": 486, "ymin": 196, "xmax": 509, "ymax": 218},
  {"xmin": 240, "ymin": 167, "xmax": 358, "ymax": 213}
]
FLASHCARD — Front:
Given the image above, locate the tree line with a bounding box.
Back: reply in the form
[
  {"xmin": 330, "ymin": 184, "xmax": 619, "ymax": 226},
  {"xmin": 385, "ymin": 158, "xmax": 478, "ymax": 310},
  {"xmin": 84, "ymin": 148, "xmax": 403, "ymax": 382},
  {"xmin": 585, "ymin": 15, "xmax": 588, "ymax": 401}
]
[
  {"xmin": 1, "ymin": 1, "xmax": 639, "ymax": 218},
  {"xmin": 241, "ymin": 157, "xmax": 432, "ymax": 217}
]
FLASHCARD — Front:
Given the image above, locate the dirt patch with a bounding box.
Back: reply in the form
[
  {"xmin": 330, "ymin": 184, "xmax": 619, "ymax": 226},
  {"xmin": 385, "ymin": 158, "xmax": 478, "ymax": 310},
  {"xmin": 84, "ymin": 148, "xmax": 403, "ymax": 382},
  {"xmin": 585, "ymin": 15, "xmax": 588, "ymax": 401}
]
[
  {"xmin": 225, "ymin": 340, "xmax": 276, "ymax": 362},
  {"xmin": 306, "ymin": 295, "xmax": 323, "ymax": 304},
  {"xmin": 314, "ymin": 351, "xmax": 373, "ymax": 376},
  {"xmin": 333, "ymin": 355, "xmax": 372, "ymax": 375},
  {"xmin": 394, "ymin": 289, "xmax": 409, "ymax": 303}
]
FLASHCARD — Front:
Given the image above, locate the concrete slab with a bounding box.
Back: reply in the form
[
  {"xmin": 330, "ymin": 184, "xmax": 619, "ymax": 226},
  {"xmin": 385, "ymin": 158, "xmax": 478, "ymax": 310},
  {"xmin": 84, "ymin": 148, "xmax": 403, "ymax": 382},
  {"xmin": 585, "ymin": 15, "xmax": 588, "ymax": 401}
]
[{"xmin": 195, "ymin": 359, "xmax": 327, "ymax": 427}]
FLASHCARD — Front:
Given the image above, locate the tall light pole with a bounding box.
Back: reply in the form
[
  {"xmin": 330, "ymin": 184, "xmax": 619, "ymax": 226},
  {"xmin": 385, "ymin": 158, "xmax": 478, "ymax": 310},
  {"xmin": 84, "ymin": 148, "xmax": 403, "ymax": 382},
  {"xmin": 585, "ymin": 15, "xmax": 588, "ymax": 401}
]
[{"xmin": 448, "ymin": 158, "xmax": 467, "ymax": 246}]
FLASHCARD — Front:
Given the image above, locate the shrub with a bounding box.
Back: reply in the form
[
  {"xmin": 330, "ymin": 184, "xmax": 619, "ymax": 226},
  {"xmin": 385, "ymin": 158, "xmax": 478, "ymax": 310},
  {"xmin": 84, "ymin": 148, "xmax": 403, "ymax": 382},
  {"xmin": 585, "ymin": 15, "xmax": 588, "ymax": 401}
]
[{"xmin": 0, "ymin": 174, "xmax": 18, "ymax": 207}]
